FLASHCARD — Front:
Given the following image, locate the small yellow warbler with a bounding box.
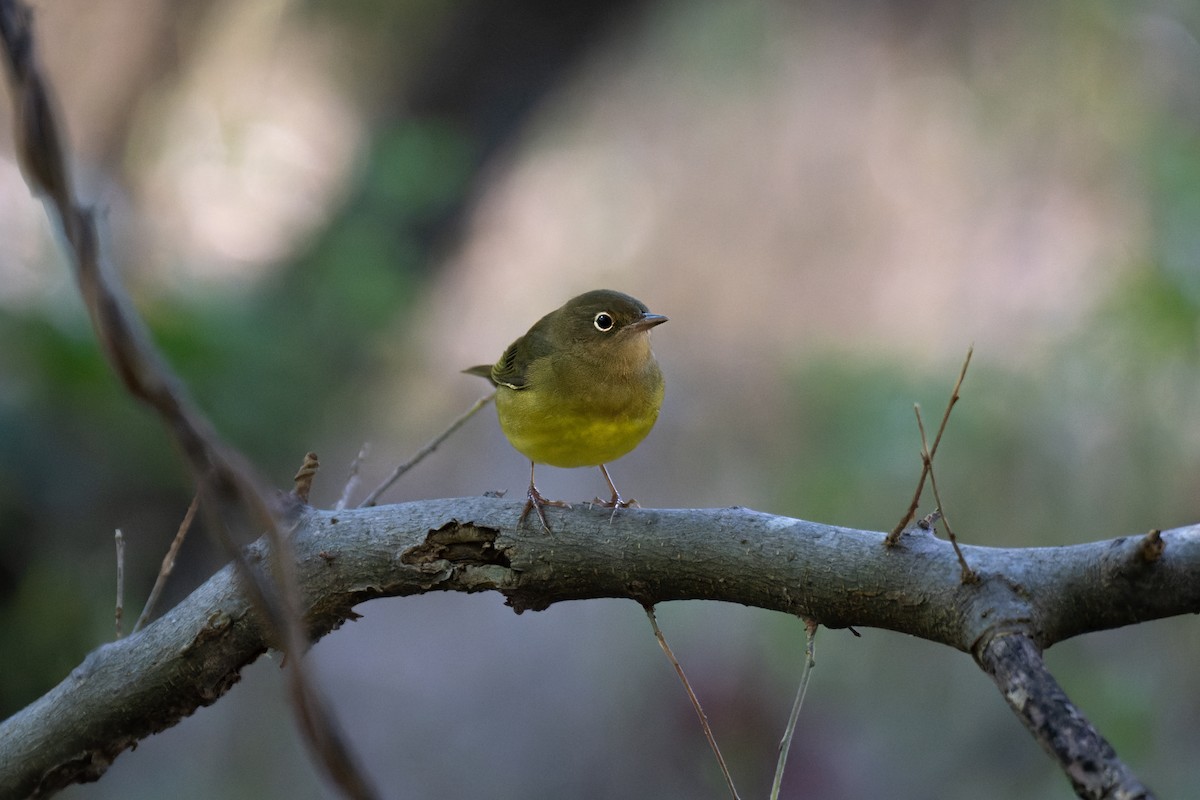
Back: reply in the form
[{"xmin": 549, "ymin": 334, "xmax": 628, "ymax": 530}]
[{"xmin": 466, "ymin": 289, "xmax": 667, "ymax": 531}]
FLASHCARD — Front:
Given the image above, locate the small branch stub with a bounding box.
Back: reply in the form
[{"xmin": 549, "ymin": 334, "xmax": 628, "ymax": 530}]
[
  {"xmin": 292, "ymin": 451, "xmax": 320, "ymax": 504},
  {"xmin": 1138, "ymin": 529, "xmax": 1163, "ymax": 564}
]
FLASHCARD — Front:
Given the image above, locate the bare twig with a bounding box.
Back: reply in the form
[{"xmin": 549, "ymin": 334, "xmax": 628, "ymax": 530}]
[
  {"xmin": 359, "ymin": 391, "xmax": 496, "ymax": 507},
  {"xmin": 770, "ymin": 619, "xmax": 817, "ymax": 800},
  {"xmin": 114, "ymin": 530, "xmax": 125, "ymax": 639},
  {"xmin": 887, "ymin": 346, "xmax": 973, "ymax": 545},
  {"xmin": 915, "ymin": 405, "xmax": 976, "ymax": 583},
  {"xmin": 889, "ymin": 468, "xmax": 931, "ymax": 544},
  {"xmin": 335, "ymin": 443, "xmax": 370, "ymax": 511},
  {"xmin": 133, "ymin": 492, "xmax": 200, "ymax": 633},
  {"xmin": 644, "ymin": 605, "xmax": 740, "ymax": 800},
  {"xmin": 929, "ymin": 346, "xmax": 973, "ymax": 463}
]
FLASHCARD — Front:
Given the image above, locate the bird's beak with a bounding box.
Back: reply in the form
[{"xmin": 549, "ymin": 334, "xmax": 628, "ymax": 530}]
[{"xmin": 629, "ymin": 313, "xmax": 668, "ymax": 332}]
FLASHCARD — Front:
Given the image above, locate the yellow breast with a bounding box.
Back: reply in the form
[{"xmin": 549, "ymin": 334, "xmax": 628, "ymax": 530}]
[{"xmin": 494, "ymin": 353, "xmax": 664, "ymax": 468}]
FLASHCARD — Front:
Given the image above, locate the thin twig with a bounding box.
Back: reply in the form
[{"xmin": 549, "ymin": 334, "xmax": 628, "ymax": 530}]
[
  {"xmin": 134, "ymin": 492, "xmax": 200, "ymax": 633},
  {"xmin": 889, "ymin": 468, "xmax": 930, "ymax": 544},
  {"xmin": 335, "ymin": 443, "xmax": 370, "ymax": 511},
  {"xmin": 915, "ymin": 405, "xmax": 976, "ymax": 583},
  {"xmin": 770, "ymin": 619, "xmax": 817, "ymax": 800},
  {"xmin": 887, "ymin": 346, "xmax": 973, "ymax": 545},
  {"xmin": 359, "ymin": 391, "xmax": 495, "ymax": 507},
  {"xmin": 928, "ymin": 346, "xmax": 973, "ymax": 463},
  {"xmin": 114, "ymin": 530, "xmax": 125, "ymax": 639},
  {"xmin": 644, "ymin": 605, "xmax": 741, "ymax": 800}
]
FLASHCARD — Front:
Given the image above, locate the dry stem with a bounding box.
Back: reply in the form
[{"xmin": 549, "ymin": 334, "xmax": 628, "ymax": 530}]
[
  {"xmin": 644, "ymin": 605, "xmax": 740, "ymax": 800},
  {"xmin": 887, "ymin": 346, "xmax": 973, "ymax": 545},
  {"xmin": 359, "ymin": 391, "xmax": 496, "ymax": 507}
]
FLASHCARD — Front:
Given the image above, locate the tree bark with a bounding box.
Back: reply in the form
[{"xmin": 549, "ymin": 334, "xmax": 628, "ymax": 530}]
[{"xmin": 1, "ymin": 499, "xmax": 1193, "ymax": 799}]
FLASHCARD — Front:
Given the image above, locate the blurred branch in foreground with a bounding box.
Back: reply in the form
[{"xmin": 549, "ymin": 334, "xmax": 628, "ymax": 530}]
[{"xmin": 0, "ymin": 2, "xmax": 376, "ymax": 797}]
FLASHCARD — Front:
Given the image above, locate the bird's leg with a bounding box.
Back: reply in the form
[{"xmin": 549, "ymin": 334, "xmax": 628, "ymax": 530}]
[
  {"xmin": 519, "ymin": 461, "xmax": 570, "ymax": 533},
  {"xmin": 591, "ymin": 464, "xmax": 639, "ymax": 522}
]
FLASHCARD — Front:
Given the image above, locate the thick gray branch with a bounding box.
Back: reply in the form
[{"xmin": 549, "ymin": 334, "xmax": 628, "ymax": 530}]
[{"xmin": 1, "ymin": 499, "xmax": 1195, "ymax": 798}]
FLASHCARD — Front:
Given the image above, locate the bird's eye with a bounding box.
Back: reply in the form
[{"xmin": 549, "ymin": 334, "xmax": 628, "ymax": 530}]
[{"xmin": 593, "ymin": 312, "xmax": 615, "ymax": 332}]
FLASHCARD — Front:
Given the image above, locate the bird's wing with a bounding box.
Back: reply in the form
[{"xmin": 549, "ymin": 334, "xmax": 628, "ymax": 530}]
[
  {"xmin": 490, "ymin": 320, "xmax": 559, "ymax": 390},
  {"xmin": 465, "ymin": 346, "xmax": 528, "ymax": 390},
  {"xmin": 487, "ymin": 339, "xmax": 529, "ymax": 390}
]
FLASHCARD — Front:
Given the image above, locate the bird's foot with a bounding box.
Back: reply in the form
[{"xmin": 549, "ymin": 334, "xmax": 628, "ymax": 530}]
[
  {"xmin": 519, "ymin": 483, "xmax": 571, "ymax": 533},
  {"xmin": 589, "ymin": 493, "xmax": 639, "ymax": 510},
  {"xmin": 589, "ymin": 492, "xmax": 639, "ymax": 524},
  {"xmin": 591, "ymin": 464, "xmax": 638, "ymax": 523}
]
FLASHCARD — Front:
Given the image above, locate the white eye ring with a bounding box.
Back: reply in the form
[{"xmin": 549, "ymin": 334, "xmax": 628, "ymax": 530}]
[{"xmin": 593, "ymin": 312, "xmax": 615, "ymax": 332}]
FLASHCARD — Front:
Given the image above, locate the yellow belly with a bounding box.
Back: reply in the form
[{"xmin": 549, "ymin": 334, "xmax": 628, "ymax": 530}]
[{"xmin": 494, "ymin": 381, "xmax": 663, "ymax": 468}]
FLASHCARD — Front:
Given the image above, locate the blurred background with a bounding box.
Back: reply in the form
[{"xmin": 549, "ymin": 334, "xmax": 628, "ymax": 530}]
[{"xmin": 2, "ymin": 0, "xmax": 1199, "ymax": 797}]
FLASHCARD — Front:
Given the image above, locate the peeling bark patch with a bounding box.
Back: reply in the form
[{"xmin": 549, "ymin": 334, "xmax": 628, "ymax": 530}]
[{"xmin": 401, "ymin": 521, "xmax": 508, "ymax": 568}]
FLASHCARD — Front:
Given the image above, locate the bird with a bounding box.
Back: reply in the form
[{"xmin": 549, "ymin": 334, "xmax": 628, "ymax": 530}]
[{"xmin": 465, "ymin": 289, "xmax": 667, "ymax": 531}]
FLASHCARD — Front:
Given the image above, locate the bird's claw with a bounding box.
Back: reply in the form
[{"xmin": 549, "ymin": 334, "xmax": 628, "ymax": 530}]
[
  {"xmin": 589, "ymin": 493, "xmax": 639, "ymax": 524},
  {"xmin": 589, "ymin": 494, "xmax": 639, "ymax": 510},
  {"xmin": 519, "ymin": 483, "xmax": 570, "ymax": 533}
]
